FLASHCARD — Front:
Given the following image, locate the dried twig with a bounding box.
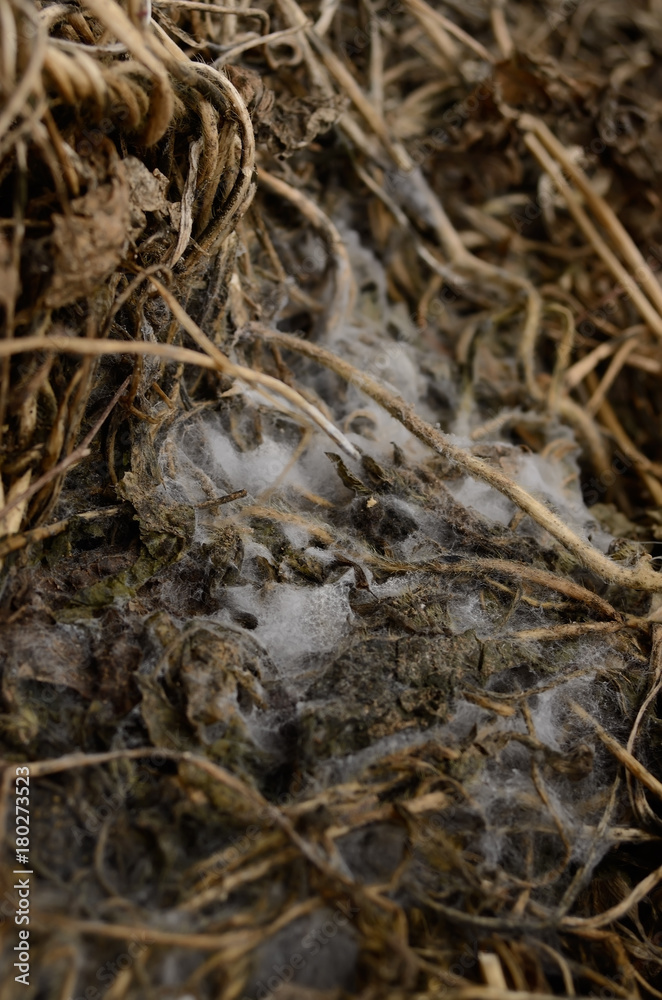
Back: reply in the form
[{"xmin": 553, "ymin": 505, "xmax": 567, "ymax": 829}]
[
  {"xmin": 253, "ymin": 326, "xmax": 662, "ymax": 592},
  {"xmin": 0, "ymin": 376, "xmax": 131, "ymax": 535}
]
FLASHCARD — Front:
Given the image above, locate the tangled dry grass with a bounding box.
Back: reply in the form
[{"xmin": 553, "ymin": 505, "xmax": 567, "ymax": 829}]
[{"xmin": 1, "ymin": 0, "xmax": 662, "ymax": 998}]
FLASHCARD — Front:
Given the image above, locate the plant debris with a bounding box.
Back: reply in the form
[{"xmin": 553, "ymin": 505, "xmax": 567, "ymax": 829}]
[{"xmin": 1, "ymin": 1, "xmax": 662, "ymax": 998}]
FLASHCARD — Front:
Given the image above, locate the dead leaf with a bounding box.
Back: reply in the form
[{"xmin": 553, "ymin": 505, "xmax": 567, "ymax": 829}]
[{"xmin": 44, "ymin": 160, "xmax": 132, "ymax": 308}]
